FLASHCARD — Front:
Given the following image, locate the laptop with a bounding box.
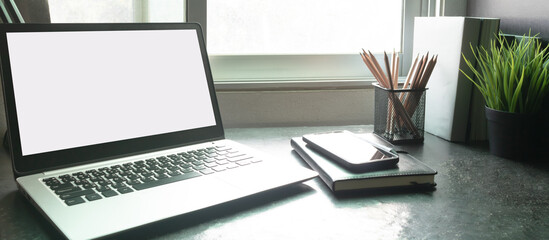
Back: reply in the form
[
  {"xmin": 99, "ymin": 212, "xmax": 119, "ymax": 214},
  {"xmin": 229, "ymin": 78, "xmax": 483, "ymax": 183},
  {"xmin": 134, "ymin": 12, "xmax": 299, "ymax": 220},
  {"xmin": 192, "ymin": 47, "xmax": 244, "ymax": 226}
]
[{"xmin": 0, "ymin": 23, "xmax": 317, "ymax": 239}]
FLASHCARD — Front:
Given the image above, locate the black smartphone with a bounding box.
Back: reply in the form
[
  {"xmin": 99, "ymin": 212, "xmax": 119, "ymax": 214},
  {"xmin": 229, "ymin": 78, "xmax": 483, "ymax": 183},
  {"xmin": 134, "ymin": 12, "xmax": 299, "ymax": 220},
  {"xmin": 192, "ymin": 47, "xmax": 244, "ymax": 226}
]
[{"xmin": 302, "ymin": 130, "xmax": 399, "ymax": 172}]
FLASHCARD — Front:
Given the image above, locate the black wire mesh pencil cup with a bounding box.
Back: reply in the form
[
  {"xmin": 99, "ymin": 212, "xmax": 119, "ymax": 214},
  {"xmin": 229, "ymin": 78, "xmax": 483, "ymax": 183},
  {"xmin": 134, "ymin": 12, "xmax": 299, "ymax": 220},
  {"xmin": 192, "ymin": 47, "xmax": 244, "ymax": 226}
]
[{"xmin": 373, "ymin": 83, "xmax": 427, "ymax": 144}]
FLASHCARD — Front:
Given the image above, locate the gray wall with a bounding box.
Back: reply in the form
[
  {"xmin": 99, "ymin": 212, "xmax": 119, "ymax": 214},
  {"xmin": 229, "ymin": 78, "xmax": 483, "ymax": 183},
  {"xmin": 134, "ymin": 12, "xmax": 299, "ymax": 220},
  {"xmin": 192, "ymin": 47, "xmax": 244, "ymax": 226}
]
[
  {"xmin": 14, "ymin": 0, "xmax": 51, "ymax": 23},
  {"xmin": 467, "ymin": 0, "xmax": 549, "ymax": 138},
  {"xmin": 467, "ymin": 0, "xmax": 549, "ymax": 39}
]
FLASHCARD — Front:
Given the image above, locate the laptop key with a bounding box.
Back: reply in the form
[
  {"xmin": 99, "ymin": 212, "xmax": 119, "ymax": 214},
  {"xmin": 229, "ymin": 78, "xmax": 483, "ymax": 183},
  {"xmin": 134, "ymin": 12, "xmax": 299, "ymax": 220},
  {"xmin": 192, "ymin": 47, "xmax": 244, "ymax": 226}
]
[
  {"xmin": 216, "ymin": 160, "xmax": 229, "ymax": 165},
  {"xmin": 65, "ymin": 197, "xmax": 86, "ymax": 206},
  {"xmin": 133, "ymin": 171, "xmax": 201, "ymax": 191},
  {"xmin": 97, "ymin": 179, "xmax": 111, "ymax": 186},
  {"xmin": 49, "ymin": 182, "xmax": 73, "ymax": 191},
  {"xmin": 236, "ymin": 159, "xmax": 252, "ymax": 166},
  {"xmin": 141, "ymin": 176, "xmax": 155, "ymax": 183},
  {"xmin": 200, "ymin": 168, "xmax": 216, "ymax": 175},
  {"xmin": 102, "ymin": 190, "xmax": 119, "ymax": 198},
  {"xmin": 55, "ymin": 186, "xmax": 82, "ymax": 195},
  {"xmin": 205, "ymin": 162, "xmax": 218, "ymax": 168},
  {"xmin": 226, "ymin": 152, "xmax": 245, "ymax": 158},
  {"xmin": 127, "ymin": 174, "xmax": 140, "ymax": 180},
  {"xmin": 85, "ymin": 193, "xmax": 102, "ymax": 201},
  {"xmin": 89, "ymin": 175, "xmax": 102, "ymax": 182},
  {"xmin": 156, "ymin": 173, "xmax": 169, "ymax": 179},
  {"xmin": 226, "ymin": 163, "xmax": 239, "ymax": 169},
  {"xmin": 59, "ymin": 174, "xmax": 76, "ymax": 182},
  {"xmin": 227, "ymin": 155, "xmax": 253, "ymax": 162},
  {"xmin": 212, "ymin": 166, "xmax": 227, "ymax": 172},
  {"xmin": 127, "ymin": 179, "xmax": 142, "ymax": 185},
  {"xmin": 83, "ymin": 182, "xmax": 96, "ymax": 189},
  {"xmin": 43, "ymin": 177, "xmax": 59, "ymax": 185},
  {"xmin": 96, "ymin": 186, "xmax": 112, "ymax": 192},
  {"xmin": 112, "ymin": 182, "xmax": 127, "ymax": 189},
  {"xmin": 59, "ymin": 189, "xmax": 95, "ymax": 200},
  {"xmin": 117, "ymin": 187, "xmax": 134, "ymax": 194},
  {"xmin": 193, "ymin": 165, "xmax": 207, "ymax": 171}
]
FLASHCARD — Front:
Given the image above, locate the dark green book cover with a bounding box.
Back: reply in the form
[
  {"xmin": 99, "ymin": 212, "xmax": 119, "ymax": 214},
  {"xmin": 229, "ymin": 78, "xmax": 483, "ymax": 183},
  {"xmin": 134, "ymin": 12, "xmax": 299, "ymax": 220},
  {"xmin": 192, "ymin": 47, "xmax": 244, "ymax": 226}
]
[{"xmin": 291, "ymin": 134, "xmax": 436, "ymax": 192}]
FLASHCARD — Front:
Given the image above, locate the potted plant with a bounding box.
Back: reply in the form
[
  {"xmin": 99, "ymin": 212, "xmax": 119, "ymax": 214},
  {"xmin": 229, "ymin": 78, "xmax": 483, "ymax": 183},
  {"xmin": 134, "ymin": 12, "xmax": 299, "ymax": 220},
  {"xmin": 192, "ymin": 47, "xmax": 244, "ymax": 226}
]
[{"xmin": 461, "ymin": 33, "xmax": 549, "ymax": 159}]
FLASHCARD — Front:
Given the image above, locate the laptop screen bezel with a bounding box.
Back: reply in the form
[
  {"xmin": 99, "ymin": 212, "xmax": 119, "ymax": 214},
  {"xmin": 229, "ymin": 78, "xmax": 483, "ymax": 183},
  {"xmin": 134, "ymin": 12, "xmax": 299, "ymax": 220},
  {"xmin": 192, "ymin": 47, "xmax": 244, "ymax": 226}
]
[{"xmin": 0, "ymin": 23, "xmax": 225, "ymax": 176}]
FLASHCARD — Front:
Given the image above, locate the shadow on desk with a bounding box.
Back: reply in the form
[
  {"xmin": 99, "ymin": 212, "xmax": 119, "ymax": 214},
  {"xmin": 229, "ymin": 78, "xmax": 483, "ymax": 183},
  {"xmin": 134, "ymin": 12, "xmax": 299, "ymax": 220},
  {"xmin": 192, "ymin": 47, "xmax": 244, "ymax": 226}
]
[
  {"xmin": 108, "ymin": 183, "xmax": 315, "ymax": 239},
  {"xmin": 330, "ymin": 186, "xmax": 436, "ymax": 200},
  {"xmin": 0, "ymin": 191, "xmax": 65, "ymax": 239},
  {"xmin": 0, "ymin": 181, "xmax": 315, "ymax": 239},
  {"xmin": 458, "ymin": 140, "xmax": 549, "ymax": 171},
  {"xmin": 305, "ymin": 176, "xmax": 437, "ymax": 200}
]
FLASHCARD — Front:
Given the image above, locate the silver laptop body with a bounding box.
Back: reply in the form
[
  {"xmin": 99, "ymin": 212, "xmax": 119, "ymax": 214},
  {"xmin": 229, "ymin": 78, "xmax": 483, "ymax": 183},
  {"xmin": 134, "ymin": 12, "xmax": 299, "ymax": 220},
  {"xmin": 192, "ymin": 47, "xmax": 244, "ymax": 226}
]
[{"xmin": 0, "ymin": 23, "xmax": 317, "ymax": 240}]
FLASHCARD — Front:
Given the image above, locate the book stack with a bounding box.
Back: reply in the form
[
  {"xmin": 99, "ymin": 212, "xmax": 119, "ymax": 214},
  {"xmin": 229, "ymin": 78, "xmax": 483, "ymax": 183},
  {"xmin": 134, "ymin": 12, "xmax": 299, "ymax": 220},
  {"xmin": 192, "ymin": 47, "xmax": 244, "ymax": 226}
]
[{"xmin": 291, "ymin": 132, "xmax": 437, "ymax": 193}]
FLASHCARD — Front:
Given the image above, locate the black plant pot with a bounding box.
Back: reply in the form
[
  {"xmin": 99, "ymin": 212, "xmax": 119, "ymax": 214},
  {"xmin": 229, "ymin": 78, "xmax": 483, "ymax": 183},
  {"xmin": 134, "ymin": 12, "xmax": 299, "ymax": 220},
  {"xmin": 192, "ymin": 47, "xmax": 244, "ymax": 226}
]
[{"xmin": 485, "ymin": 107, "xmax": 544, "ymax": 160}]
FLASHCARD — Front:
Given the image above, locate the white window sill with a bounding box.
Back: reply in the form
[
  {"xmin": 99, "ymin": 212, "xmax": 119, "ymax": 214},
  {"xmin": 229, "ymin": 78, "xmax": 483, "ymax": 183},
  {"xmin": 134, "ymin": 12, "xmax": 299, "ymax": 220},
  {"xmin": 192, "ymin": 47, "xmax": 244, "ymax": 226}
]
[
  {"xmin": 212, "ymin": 76, "xmax": 412, "ymax": 92},
  {"xmin": 214, "ymin": 78, "xmax": 378, "ymax": 92}
]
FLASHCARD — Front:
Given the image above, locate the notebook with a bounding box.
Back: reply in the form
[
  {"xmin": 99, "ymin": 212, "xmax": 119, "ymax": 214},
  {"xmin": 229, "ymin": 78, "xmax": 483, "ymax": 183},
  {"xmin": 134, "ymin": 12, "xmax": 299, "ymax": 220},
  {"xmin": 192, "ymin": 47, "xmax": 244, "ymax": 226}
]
[
  {"xmin": 291, "ymin": 134, "xmax": 437, "ymax": 193},
  {"xmin": 0, "ymin": 23, "xmax": 317, "ymax": 240}
]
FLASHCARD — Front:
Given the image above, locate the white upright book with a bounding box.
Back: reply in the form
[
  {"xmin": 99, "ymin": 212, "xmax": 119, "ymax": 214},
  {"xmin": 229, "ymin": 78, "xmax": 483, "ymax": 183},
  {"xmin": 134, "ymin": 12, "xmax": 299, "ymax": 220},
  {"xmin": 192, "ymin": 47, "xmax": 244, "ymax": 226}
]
[{"xmin": 412, "ymin": 17, "xmax": 499, "ymax": 142}]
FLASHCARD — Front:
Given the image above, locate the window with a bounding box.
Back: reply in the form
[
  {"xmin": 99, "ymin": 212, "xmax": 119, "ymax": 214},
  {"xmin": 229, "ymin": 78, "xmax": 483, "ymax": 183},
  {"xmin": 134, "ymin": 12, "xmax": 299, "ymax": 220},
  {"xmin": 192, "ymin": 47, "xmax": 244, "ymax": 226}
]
[
  {"xmin": 207, "ymin": 1, "xmax": 402, "ymax": 55},
  {"xmin": 205, "ymin": 0, "xmax": 422, "ymax": 85},
  {"xmin": 48, "ymin": 0, "xmax": 185, "ymax": 23},
  {"xmin": 47, "ymin": 0, "xmax": 427, "ymax": 86},
  {"xmin": 49, "ymin": 0, "xmax": 134, "ymax": 23}
]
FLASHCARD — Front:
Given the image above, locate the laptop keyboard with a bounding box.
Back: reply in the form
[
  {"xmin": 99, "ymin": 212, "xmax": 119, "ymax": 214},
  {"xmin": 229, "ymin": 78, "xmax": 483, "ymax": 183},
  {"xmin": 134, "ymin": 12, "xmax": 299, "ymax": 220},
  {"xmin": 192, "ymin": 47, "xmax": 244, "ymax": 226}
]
[{"xmin": 42, "ymin": 144, "xmax": 262, "ymax": 206}]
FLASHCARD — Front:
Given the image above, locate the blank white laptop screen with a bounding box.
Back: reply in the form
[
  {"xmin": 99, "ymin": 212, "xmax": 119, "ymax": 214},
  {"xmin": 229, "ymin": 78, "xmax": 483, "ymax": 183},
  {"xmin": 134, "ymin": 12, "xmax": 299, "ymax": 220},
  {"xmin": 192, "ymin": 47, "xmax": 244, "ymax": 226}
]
[{"xmin": 6, "ymin": 29, "xmax": 217, "ymax": 156}]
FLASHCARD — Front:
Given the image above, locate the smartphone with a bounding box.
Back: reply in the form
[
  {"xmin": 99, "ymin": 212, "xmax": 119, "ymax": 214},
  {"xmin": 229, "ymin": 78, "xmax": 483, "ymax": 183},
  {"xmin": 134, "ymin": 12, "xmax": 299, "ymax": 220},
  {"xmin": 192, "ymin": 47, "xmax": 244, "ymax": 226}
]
[{"xmin": 302, "ymin": 130, "xmax": 399, "ymax": 172}]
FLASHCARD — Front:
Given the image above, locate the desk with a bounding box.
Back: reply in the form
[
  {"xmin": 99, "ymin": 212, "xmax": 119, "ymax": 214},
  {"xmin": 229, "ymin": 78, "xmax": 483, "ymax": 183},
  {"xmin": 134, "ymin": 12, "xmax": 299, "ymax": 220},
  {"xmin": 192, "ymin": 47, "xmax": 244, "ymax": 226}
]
[{"xmin": 1, "ymin": 125, "xmax": 548, "ymax": 239}]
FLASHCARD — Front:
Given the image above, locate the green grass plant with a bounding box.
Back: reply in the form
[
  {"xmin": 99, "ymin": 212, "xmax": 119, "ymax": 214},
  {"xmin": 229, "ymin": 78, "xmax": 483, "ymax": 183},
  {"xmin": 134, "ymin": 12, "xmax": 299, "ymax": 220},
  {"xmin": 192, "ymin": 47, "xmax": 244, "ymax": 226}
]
[{"xmin": 461, "ymin": 32, "xmax": 549, "ymax": 113}]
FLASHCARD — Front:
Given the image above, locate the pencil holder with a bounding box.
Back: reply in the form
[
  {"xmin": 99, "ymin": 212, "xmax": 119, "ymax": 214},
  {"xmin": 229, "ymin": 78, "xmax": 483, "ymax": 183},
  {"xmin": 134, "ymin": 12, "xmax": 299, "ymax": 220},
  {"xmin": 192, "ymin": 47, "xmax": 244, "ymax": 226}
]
[{"xmin": 373, "ymin": 83, "xmax": 426, "ymax": 144}]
